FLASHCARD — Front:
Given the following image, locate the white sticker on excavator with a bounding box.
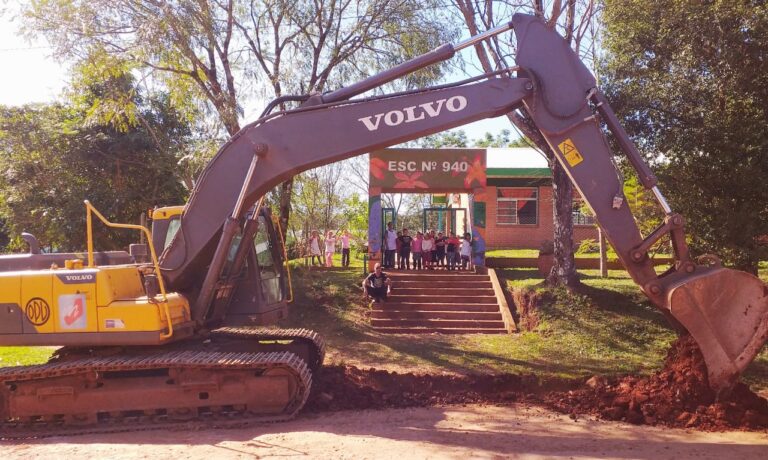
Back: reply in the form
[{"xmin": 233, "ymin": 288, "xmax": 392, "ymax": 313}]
[
  {"xmin": 559, "ymin": 138, "xmax": 584, "ymax": 167},
  {"xmin": 105, "ymin": 319, "xmax": 126, "ymax": 329},
  {"xmin": 59, "ymin": 293, "xmax": 87, "ymax": 329}
]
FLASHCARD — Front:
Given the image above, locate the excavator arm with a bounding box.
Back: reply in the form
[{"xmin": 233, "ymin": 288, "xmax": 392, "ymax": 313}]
[{"xmin": 160, "ymin": 14, "xmax": 767, "ymax": 392}]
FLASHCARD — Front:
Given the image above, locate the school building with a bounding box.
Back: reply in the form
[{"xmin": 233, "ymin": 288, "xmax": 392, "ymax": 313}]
[{"xmin": 448, "ymin": 147, "xmax": 598, "ymax": 250}]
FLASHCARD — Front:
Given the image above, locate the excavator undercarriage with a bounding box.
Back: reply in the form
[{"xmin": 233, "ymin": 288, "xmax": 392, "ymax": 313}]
[
  {"xmin": 0, "ymin": 328, "xmax": 324, "ymax": 437},
  {"xmin": 1, "ymin": 13, "xmax": 766, "ymax": 437}
]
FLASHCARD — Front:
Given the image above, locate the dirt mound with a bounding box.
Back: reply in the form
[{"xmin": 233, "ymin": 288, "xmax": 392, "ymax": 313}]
[
  {"xmin": 542, "ymin": 335, "xmax": 768, "ymax": 430},
  {"xmin": 307, "ymin": 335, "xmax": 768, "ymax": 431},
  {"xmin": 305, "ymin": 366, "xmax": 552, "ymax": 412}
]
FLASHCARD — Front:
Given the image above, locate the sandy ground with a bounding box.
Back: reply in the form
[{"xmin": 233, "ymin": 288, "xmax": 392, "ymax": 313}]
[{"xmin": 2, "ymin": 404, "xmax": 767, "ymax": 459}]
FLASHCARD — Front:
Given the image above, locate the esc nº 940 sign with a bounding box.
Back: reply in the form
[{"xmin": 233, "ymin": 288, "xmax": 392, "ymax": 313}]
[{"xmin": 386, "ymin": 160, "xmax": 469, "ymax": 173}]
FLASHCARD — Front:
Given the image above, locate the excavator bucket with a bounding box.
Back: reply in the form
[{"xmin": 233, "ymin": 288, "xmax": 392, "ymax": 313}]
[{"xmin": 667, "ymin": 268, "xmax": 768, "ymax": 392}]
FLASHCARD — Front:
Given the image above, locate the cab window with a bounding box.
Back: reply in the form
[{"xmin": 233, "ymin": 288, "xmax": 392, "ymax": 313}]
[{"xmin": 163, "ymin": 217, "xmax": 181, "ymax": 250}]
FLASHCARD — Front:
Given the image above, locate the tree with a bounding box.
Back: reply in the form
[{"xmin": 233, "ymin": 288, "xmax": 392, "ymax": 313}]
[
  {"xmin": 473, "ymin": 129, "xmax": 511, "ymax": 148},
  {"xmin": 451, "ymin": 0, "xmax": 600, "ymax": 287},
  {"xmin": 601, "ymin": 0, "xmax": 768, "ymax": 273},
  {"xmin": 418, "ymin": 130, "xmax": 470, "ymax": 148},
  {"xmin": 0, "ymin": 95, "xmax": 189, "ymax": 252},
  {"xmin": 23, "ymin": 0, "xmax": 457, "ymax": 241},
  {"xmin": 288, "ymin": 163, "xmax": 348, "ymax": 249},
  {"xmin": 340, "ymin": 194, "xmax": 369, "ymax": 245}
]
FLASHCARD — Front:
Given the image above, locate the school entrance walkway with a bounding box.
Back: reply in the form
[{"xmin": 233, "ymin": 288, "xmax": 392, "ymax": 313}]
[{"xmin": 370, "ymin": 269, "xmax": 516, "ymax": 334}]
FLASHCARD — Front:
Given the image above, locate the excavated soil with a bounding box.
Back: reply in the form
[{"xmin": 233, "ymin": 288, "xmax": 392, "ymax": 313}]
[
  {"xmin": 308, "ymin": 335, "xmax": 768, "ymax": 431},
  {"xmin": 305, "ymin": 367, "xmax": 554, "ymax": 412},
  {"xmin": 542, "ymin": 334, "xmax": 768, "ymax": 430}
]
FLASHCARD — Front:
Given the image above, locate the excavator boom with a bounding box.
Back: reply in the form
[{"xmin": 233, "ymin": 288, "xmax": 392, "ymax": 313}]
[{"xmin": 160, "ymin": 14, "xmax": 767, "ymax": 392}]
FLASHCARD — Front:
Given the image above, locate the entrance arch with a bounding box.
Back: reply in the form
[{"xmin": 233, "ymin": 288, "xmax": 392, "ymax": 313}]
[{"xmin": 367, "ymin": 148, "xmax": 487, "ymax": 270}]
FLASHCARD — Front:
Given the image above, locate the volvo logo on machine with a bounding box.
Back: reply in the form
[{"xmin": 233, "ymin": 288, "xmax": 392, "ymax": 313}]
[
  {"xmin": 358, "ymin": 96, "xmax": 468, "ymax": 131},
  {"xmin": 56, "ymin": 272, "xmax": 96, "ymax": 284}
]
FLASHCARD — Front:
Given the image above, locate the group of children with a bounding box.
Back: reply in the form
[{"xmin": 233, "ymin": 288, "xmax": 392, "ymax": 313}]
[
  {"xmin": 308, "ymin": 229, "xmax": 352, "ymax": 267},
  {"xmin": 385, "ymin": 227, "xmax": 472, "ymax": 271},
  {"xmin": 307, "ymin": 226, "xmax": 473, "ymax": 271}
]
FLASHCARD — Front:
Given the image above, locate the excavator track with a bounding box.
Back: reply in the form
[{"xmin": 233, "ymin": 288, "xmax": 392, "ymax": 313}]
[
  {"xmin": 210, "ymin": 327, "xmax": 326, "ymax": 371},
  {"xmin": 0, "ymin": 349, "xmax": 311, "ymax": 440}
]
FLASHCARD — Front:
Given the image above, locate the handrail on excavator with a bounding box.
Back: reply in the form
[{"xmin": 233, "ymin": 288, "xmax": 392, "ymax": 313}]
[{"xmin": 84, "ymin": 200, "xmax": 174, "ymax": 339}]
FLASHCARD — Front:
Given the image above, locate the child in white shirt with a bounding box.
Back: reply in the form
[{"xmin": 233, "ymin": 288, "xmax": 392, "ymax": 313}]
[
  {"xmin": 324, "ymin": 231, "xmax": 337, "ymax": 267},
  {"xmin": 460, "ymin": 233, "xmax": 472, "ymax": 270}
]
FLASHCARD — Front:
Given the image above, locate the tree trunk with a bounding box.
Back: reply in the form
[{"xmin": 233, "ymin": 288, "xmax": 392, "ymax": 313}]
[
  {"xmin": 510, "ymin": 113, "xmax": 580, "ymax": 288},
  {"xmin": 278, "ymin": 179, "xmax": 293, "ymax": 242},
  {"xmin": 548, "ymin": 160, "xmax": 579, "ymax": 287},
  {"xmin": 598, "ymin": 228, "xmax": 608, "ymax": 278}
]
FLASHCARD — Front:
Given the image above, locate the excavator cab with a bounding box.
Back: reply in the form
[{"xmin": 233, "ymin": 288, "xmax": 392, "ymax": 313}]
[
  {"xmin": 150, "ymin": 205, "xmax": 291, "ymax": 326},
  {"xmin": 150, "ymin": 206, "xmax": 184, "ymax": 256}
]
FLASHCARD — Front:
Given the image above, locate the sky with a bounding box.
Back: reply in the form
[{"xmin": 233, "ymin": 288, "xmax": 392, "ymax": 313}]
[{"xmin": 0, "ymin": 12, "xmax": 512, "ymax": 142}]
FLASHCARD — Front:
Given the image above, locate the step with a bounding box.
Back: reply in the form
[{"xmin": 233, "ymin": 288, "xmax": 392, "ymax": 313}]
[
  {"xmin": 375, "ymin": 302, "xmax": 501, "ymax": 312},
  {"xmin": 388, "ymin": 274, "xmax": 489, "ymax": 282},
  {"xmin": 392, "ymin": 281, "xmax": 492, "ymax": 289},
  {"xmin": 373, "ymin": 327, "xmax": 508, "ymax": 334},
  {"xmin": 370, "ymin": 318, "xmax": 506, "ymax": 329},
  {"xmin": 387, "ymin": 295, "xmax": 498, "ymax": 304},
  {"xmin": 391, "ymin": 285, "xmax": 494, "ymax": 298},
  {"xmin": 371, "ymin": 310, "xmax": 502, "ymax": 320}
]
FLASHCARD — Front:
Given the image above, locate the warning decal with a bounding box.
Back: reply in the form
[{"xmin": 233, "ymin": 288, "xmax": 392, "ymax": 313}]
[
  {"xmin": 59, "ymin": 293, "xmax": 87, "ymax": 329},
  {"xmin": 558, "ymin": 138, "xmax": 584, "ymax": 167}
]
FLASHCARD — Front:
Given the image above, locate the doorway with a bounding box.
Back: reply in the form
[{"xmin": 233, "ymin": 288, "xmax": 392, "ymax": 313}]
[{"xmin": 422, "ymin": 207, "xmax": 467, "ymax": 236}]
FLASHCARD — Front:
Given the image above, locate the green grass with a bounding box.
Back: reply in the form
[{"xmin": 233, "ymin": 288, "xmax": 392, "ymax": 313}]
[
  {"xmin": 486, "ymin": 249, "xmax": 540, "ymax": 258},
  {"xmin": 289, "ymin": 251, "xmax": 367, "ymax": 270},
  {"xmin": 485, "ymin": 248, "xmax": 672, "ymax": 260},
  {"xmin": 0, "ymin": 347, "xmax": 55, "ymax": 367},
  {"xmin": 497, "ymin": 267, "xmax": 768, "ymax": 390},
  {"xmin": 279, "ymin": 264, "xmax": 673, "ymax": 381}
]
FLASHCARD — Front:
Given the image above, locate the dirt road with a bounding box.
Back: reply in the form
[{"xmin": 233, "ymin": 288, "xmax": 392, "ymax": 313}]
[{"xmin": 3, "ymin": 404, "xmax": 766, "ymax": 459}]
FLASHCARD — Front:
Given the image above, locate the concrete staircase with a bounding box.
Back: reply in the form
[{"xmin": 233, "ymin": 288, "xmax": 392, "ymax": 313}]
[{"xmin": 371, "ymin": 270, "xmax": 512, "ymax": 334}]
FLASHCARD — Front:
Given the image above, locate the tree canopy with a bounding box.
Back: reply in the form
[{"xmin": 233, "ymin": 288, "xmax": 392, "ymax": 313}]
[
  {"xmin": 0, "ymin": 70, "xmax": 190, "ymax": 252},
  {"xmin": 601, "ymin": 0, "xmax": 768, "ymax": 272}
]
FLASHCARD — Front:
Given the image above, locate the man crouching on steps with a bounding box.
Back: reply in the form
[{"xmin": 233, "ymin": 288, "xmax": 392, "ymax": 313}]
[{"xmin": 363, "ymin": 263, "xmax": 392, "ymax": 303}]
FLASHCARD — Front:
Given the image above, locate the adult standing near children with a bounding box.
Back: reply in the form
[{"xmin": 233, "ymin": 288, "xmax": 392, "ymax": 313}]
[
  {"xmin": 435, "ymin": 231, "xmax": 446, "ymax": 269},
  {"xmin": 398, "ymin": 228, "xmax": 413, "ymax": 270},
  {"xmin": 363, "ymin": 263, "xmax": 392, "ymax": 303},
  {"xmin": 324, "ymin": 230, "xmax": 338, "ymax": 267},
  {"xmin": 412, "ymin": 231, "xmax": 423, "ymax": 270},
  {"xmin": 383, "ymin": 222, "xmax": 397, "ymax": 268},
  {"xmin": 429, "ymin": 230, "xmax": 438, "ymax": 266},
  {"xmin": 309, "ymin": 230, "xmax": 322, "ymax": 266},
  {"xmin": 340, "ymin": 230, "xmax": 352, "ymax": 267}
]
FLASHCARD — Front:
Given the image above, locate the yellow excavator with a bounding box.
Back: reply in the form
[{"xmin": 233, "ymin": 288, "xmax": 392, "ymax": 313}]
[{"xmin": 0, "ymin": 14, "xmax": 766, "ymax": 435}]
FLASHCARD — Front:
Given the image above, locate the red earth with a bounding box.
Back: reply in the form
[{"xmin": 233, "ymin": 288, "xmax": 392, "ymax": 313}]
[{"xmin": 307, "ymin": 335, "xmax": 768, "ymax": 431}]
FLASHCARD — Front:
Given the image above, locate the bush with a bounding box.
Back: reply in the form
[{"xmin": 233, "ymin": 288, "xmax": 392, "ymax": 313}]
[{"xmin": 576, "ymin": 238, "xmax": 600, "ymax": 254}]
